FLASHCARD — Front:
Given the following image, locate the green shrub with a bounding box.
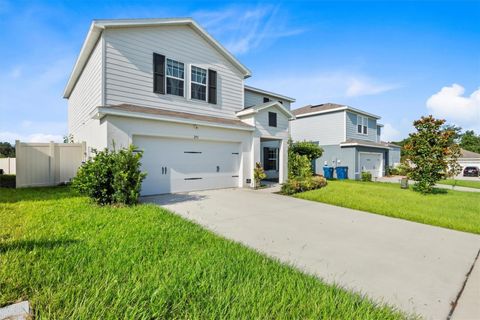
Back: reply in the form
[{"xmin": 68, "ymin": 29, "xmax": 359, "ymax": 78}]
[
  {"xmin": 288, "ymin": 153, "xmax": 312, "ymax": 179},
  {"xmin": 281, "ymin": 176, "xmax": 327, "ymax": 195},
  {"xmin": 73, "ymin": 145, "xmax": 146, "ymax": 205},
  {"xmin": 0, "ymin": 174, "xmax": 15, "ymax": 188},
  {"xmin": 361, "ymin": 171, "xmax": 372, "ymax": 182},
  {"xmin": 253, "ymin": 162, "xmax": 266, "ymax": 189},
  {"xmin": 289, "ymin": 141, "xmax": 323, "ymax": 161},
  {"xmin": 112, "ymin": 147, "xmax": 147, "ymax": 205}
]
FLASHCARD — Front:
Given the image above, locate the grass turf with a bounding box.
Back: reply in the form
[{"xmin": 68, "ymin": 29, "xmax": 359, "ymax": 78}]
[
  {"xmin": 0, "ymin": 186, "xmax": 406, "ymax": 319},
  {"xmin": 295, "ymin": 180, "xmax": 480, "ymax": 234},
  {"xmin": 437, "ymin": 179, "xmax": 480, "ymax": 189}
]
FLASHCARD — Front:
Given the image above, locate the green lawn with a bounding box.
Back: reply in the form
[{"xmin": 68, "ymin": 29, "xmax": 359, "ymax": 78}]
[
  {"xmin": 437, "ymin": 179, "xmax": 480, "ymax": 189},
  {"xmin": 295, "ymin": 180, "xmax": 480, "ymax": 234},
  {"xmin": 0, "ymin": 187, "xmax": 406, "ymax": 319}
]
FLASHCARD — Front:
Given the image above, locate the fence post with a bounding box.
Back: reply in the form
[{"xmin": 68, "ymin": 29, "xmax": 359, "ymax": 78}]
[
  {"xmin": 49, "ymin": 141, "xmax": 55, "ymax": 185},
  {"xmin": 15, "ymin": 140, "xmax": 20, "ymax": 188}
]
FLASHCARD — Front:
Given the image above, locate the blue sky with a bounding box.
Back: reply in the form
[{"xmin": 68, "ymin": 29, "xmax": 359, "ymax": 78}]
[{"xmin": 0, "ymin": 0, "xmax": 479, "ymax": 143}]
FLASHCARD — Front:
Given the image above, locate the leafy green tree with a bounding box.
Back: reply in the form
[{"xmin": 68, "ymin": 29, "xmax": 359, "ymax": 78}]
[
  {"xmin": 459, "ymin": 130, "xmax": 480, "ymax": 154},
  {"xmin": 289, "ymin": 140, "xmax": 323, "ymax": 161},
  {"xmin": 0, "ymin": 142, "xmax": 15, "ymax": 158},
  {"xmin": 404, "ymin": 115, "xmax": 462, "ymax": 194}
]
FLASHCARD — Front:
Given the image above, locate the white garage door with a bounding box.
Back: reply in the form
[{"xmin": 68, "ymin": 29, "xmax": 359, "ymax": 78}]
[
  {"xmin": 359, "ymin": 152, "xmax": 383, "ymax": 178},
  {"xmin": 134, "ymin": 136, "xmax": 241, "ymax": 195}
]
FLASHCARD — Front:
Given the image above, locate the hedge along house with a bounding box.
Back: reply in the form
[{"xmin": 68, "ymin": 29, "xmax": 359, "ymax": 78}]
[
  {"xmin": 290, "ymin": 103, "xmax": 401, "ymax": 179},
  {"xmin": 64, "ymin": 18, "xmax": 295, "ymax": 195}
]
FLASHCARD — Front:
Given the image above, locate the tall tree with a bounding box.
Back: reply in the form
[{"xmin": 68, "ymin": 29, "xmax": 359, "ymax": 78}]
[
  {"xmin": 459, "ymin": 130, "xmax": 480, "ymax": 154},
  {"xmin": 0, "ymin": 142, "xmax": 15, "ymax": 158},
  {"xmin": 403, "ymin": 116, "xmax": 462, "ymax": 194}
]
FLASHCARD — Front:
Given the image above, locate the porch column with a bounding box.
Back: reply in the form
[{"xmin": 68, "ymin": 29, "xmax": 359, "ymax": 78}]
[{"xmin": 279, "ymin": 139, "xmax": 288, "ymax": 183}]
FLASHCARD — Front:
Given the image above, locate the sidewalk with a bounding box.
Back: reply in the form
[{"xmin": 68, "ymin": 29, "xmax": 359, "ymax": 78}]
[{"xmin": 377, "ymin": 176, "xmax": 480, "ymax": 193}]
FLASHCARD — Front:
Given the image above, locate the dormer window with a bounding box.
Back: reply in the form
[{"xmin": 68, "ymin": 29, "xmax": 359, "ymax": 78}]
[{"xmin": 357, "ymin": 115, "xmax": 368, "ymax": 135}]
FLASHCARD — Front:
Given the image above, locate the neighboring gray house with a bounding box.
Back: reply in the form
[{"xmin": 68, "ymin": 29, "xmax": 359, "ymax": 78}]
[{"xmin": 290, "ymin": 103, "xmax": 401, "ymax": 179}]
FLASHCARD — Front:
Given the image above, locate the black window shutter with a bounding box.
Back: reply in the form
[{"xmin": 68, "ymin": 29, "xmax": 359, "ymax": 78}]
[
  {"xmin": 153, "ymin": 53, "xmax": 165, "ymax": 94},
  {"xmin": 263, "ymin": 147, "xmax": 269, "ymax": 170},
  {"xmin": 208, "ymin": 69, "xmax": 217, "ymax": 104}
]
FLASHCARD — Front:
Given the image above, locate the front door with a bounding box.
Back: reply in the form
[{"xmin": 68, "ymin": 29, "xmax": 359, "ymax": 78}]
[{"xmin": 263, "ymin": 147, "xmax": 279, "ymax": 181}]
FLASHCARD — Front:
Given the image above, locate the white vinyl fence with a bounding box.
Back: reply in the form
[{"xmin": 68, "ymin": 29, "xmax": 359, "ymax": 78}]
[
  {"xmin": 15, "ymin": 141, "xmax": 86, "ymax": 188},
  {"xmin": 0, "ymin": 157, "xmax": 15, "ymax": 174}
]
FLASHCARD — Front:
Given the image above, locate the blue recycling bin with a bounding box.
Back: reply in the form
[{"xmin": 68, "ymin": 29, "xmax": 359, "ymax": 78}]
[
  {"xmin": 335, "ymin": 166, "xmax": 349, "ymax": 180},
  {"xmin": 323, "ymin": 166, "xmax": 334, "ymax": 180}
]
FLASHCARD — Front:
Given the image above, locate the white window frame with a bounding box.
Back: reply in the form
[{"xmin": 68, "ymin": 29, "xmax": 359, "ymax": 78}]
[
  {"xmin": 166, "ymin": 58, "xmax": 185, "ymax": 97},
  {"xmin": 357, "ymin": 115, "xmax": 368, "ymax": 135},
  {"xmin": 190, "ymin": 65, "xmax": 208, "ymax": 102}
]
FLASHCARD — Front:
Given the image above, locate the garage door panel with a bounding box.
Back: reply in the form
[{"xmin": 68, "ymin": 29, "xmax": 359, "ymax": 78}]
[
  {"xmin": 359, "ymin": 153, "xmax": 383, "ymax": 178},
  {"xmin": 134, "ymin": 135, "xmax": 241, "ymax": 195}
]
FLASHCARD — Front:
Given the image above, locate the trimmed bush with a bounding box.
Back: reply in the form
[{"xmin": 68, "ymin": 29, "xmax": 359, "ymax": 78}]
[
  {"xmin": 73, "ymin": 145, "xmax": 146, "ymax": 205},
  {"xmin": 361, "ymin": 171, "xmax": 372, "ymax": 182},
  {"xmin": 0, "ymin": 174, "xmax": 15, "ymax": 188},
  {"xmin": 281, "ymin": 176, "xmax": 327, "ymax": 195},
  {"xmin": 288, "ymin": 153, "xmax": 312, "ymax": 179}
]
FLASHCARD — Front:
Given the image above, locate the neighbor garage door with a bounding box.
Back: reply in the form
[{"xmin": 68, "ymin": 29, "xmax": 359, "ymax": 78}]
[
  {"xmin": 134, "ymin": 136, "xmax": 241, "ymax": 195},
  {"xmin": 359, "ymin": 152, "xmax": 383, "ymax": 178}
]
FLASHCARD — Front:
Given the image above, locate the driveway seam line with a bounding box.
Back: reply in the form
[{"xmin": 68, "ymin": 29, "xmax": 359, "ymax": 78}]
[{"xmin": 447, "ymin": 248, "xmax": 480, "ymax": 320}]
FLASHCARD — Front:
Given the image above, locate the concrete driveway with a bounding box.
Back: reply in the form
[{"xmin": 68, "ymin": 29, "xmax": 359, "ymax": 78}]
[{"xmin": 144, "ymin": 188, "xmax": 480, "ymax": 319}]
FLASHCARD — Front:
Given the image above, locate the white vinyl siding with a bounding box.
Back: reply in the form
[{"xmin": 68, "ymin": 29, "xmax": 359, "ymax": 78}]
[
  {"xmin": 254, "ymin": 108, "xmax": 290, "ymax": 139},
  {"xmin": 290, "ymin": 111, "xmax": 345, "ymax": 145},
  {"xmin": 68, "ymin": 38, "xmax": 103, "ymax": 136},
  {"xmin": 244, "ymin": 90, "xmax": 291, "ymax": 110},
  {"xmin": 104, "ymin": 26, "xmax": 244, "ymax": 119}
]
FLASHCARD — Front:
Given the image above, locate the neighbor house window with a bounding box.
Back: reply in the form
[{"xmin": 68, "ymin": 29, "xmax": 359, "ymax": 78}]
[
  {"xmin": 268, "ymin": 112, "xmax": 277, "ymax": 127},
  {"xmin": 166, "ymin": 58, "xmax": 184, "ymax": 96},
  {"xmin": 191, "ymin": 66, "xmax": 207, "ymax": 101},
  {"xmin": 357, "ymin": 115, "xmax": 368, "ymax": 135}
]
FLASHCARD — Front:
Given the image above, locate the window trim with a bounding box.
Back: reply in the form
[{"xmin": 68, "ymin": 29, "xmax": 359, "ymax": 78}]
[
  {"xmin": 190, "ymin": 65, "xmax": 208, "ymax": 102},
  {"xmin": 165, "ymin": 58, "xmax": 185, "ymax": 97},
  {"xmin": 357, "ymin": 115, "xmax": 368, "ymax": 135},
  {"xmin": 268, "ymin": 112, "xmax": 277, "ymax": 127}
]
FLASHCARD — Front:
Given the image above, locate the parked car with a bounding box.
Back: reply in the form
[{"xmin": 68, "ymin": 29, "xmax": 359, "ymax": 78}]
[{"xmin": 463, "ymin": 166, "xmax": 479, "ymax": 177}]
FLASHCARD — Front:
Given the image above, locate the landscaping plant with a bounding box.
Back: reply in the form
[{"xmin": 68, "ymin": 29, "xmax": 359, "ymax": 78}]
[
  {"xmin": 253, "ymin": 162, "xmax": 267, "ymax": 188},
  {"xmin": 403, "ymin": 115, "xmax": 462, "ymax": 193},
  {"xmin": 361, "ymin": 171, "xmax": 372, "ymax": 182},
  {"xmin": 73, "ymin": 145, "xmax": 146, "ymax": 205}
]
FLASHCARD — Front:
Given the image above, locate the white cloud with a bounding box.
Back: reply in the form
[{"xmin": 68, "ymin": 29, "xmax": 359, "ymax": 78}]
[
  {"xmin": 426, "ymin": 84, "xmax": 480, "ymax": 130},
  {"xmin": 381, "ymin": 123, "xmax": 402, "ymax": 142},
  {"xmin": 346, "ymin": 77, "xmax": 399, "ymax": 97},
  {"xmin": 194, "ymin": 5, "xmax": 304, "ymax": 54},
  {"xmin": 0, "ymin": 131, "xmax": 63, "ymax": 144},
  {"xmin": 247, "ymin": 71, "xmax": 399, "ymax": 107}
]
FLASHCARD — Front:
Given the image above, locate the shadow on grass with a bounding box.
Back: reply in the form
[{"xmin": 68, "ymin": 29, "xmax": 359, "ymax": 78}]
[
  {"xmin": 0, "ymin": 186, "xmax": 81, "ymax": 204},
  {"xmin": 0, "ymin": 238, "xmax": 80, "ymax": 253}
]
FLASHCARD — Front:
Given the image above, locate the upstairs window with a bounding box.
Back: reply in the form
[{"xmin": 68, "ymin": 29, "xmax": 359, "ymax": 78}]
[
  {"xmin": 263, "ymin": 97, "xmax": 270, "ymax": 103},
  {"xmin": 191, "ymin": 66, "xmax": 207, "ymax": 101},
  {"xmin": 166, "ymin": 58, "xmax": 184, "ymax": 97},
  {"xmin": 268, "ymin": 112, "xmax": 277, "ymax": 127},
  {"xmin": 357, "ymin": 115, "xmax": 368, "ymax": 135}
]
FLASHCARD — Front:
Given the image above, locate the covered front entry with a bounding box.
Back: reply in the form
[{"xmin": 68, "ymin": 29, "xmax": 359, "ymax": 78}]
[
  {"xmin": 358, "ymin": 152, "xmax": 383, "ymax": 178},
  {"xmin": 134, "ymin": 135, "xmax": 241, "ymax": 195},
  {"xmin": 260, "ymin": 138, "xmax": 281, "ymax": 182}
]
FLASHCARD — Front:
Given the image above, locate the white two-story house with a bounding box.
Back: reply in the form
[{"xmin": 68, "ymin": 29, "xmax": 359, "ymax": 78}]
[
  {"xmin": 64, "ymin": 18, "xmax": 295, "ymax": 195},
  {"xmin": 290, "ymin": 103, "xmax": 400, "ymax": 179}
]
